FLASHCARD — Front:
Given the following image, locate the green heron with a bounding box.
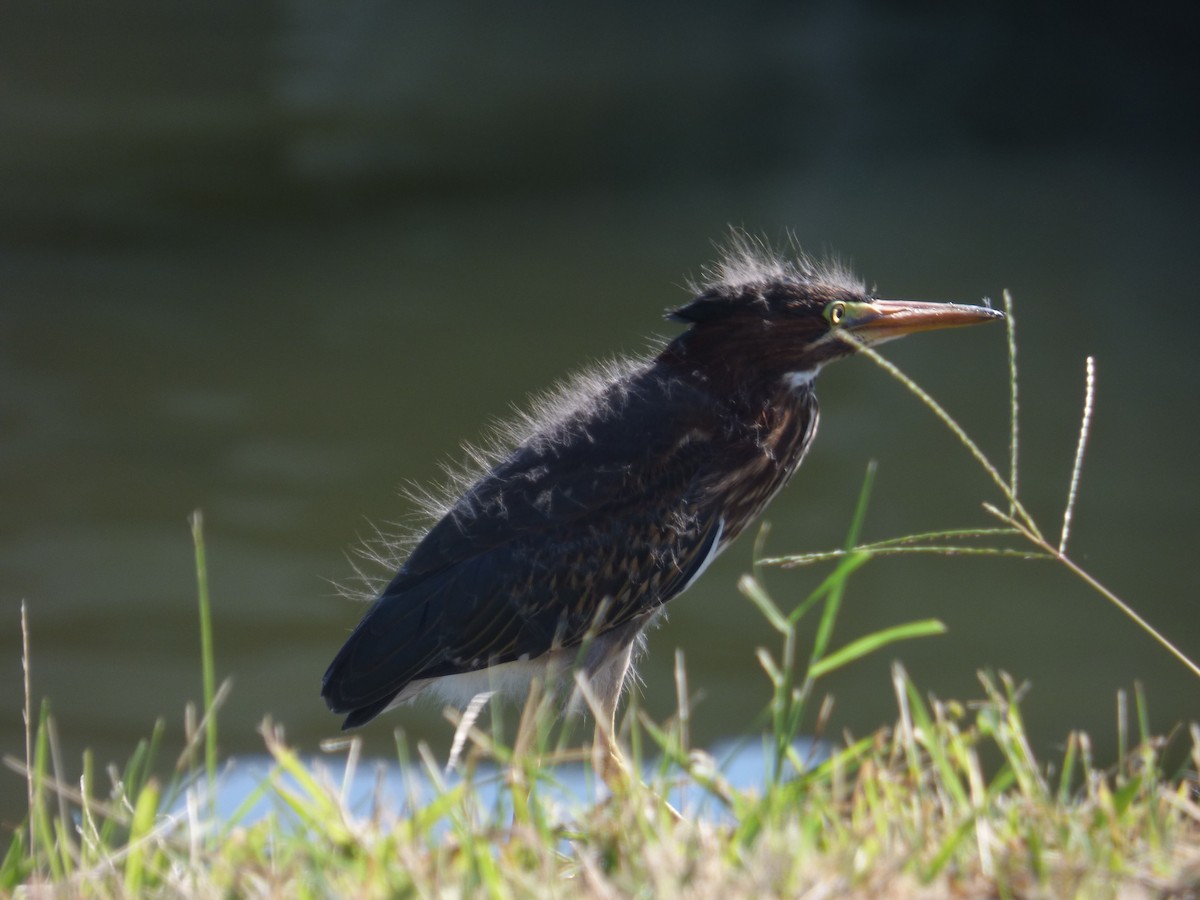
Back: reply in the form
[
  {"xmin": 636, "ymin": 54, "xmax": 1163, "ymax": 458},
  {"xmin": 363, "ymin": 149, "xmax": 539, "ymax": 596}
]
[{"xmin": 322, "ymin": 234, "xmax": 1001, "ymax": 778}]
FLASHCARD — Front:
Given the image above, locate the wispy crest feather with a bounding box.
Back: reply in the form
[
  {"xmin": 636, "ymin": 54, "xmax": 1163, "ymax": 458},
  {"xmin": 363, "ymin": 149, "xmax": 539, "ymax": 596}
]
[{"xmin": 693, "ymin": 228, "xmax": 864, "ymax": 298}]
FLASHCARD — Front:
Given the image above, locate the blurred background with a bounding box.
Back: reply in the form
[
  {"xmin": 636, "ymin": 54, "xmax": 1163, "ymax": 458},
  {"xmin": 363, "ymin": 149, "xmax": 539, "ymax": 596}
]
[{"xmin": 2, "ymin": 2, "xmax": 1197, "ymax": 824}]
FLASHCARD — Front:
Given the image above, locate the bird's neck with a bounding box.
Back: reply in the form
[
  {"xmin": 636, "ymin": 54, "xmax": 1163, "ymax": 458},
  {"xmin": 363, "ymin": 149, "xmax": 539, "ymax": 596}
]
[
  {"xmin": 732, "ymin": 378, "xmax": 819, "ymax": 472},
  {"xmin": 657, "ymin": 344, "xmax": 820, "ymax": 544},
  {"xmin": 658, "ymin": 335, "xmax": 818, "ymax": 429}
]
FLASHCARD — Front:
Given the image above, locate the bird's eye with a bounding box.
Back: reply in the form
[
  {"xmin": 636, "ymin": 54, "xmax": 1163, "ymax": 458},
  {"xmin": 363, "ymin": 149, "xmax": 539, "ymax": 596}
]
[{"xmin": 827, "ymin": 302, "xmax": 847, "ymax": 326}]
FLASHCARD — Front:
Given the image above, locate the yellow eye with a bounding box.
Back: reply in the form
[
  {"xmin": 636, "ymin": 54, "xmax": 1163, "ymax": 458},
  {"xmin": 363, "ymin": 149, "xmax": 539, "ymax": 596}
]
[{"xmin": 827, "ymin": 301, "xmax": 846, "ymax": 326}]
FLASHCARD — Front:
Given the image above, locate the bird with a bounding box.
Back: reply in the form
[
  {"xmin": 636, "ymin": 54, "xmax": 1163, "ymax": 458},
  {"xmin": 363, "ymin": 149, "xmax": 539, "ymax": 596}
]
[{"xmin": 321, "ymin": 232, "xmax": 1003, "ymax": 780}]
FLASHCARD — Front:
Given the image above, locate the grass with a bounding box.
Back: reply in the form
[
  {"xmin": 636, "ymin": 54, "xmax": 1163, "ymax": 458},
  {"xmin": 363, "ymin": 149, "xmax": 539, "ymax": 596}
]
[{"xmin": 4, "ymin": 293, "xmax": 1200, "ymax": 897}]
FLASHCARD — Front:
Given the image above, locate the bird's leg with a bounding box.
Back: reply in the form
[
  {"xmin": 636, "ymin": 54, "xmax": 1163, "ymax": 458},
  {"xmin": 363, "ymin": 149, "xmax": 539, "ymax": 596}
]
[
  {"xmin": 591, "ymin": 689, "xmax": 628, "ymax": 793},
  {"xmin": 576, "ymin": 649, "xmax": 685, "ymax": 821},
  {"xmin": 576, "ymin": 627, "xmax": 681, "ymax": 818},
  {"xmin": 573, "ymin": 641, "xmax": 634, "ymax": 795},
  {"xmin": 588, "ymin": 675, "xmax": 683, "ymax": 824}
]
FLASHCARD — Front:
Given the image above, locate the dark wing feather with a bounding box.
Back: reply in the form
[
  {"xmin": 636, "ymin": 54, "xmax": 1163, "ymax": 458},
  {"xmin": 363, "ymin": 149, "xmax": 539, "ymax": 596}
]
[
  {"xmin": 321, "ymin": 368, "xmax": 725, "ymax": 724},
  {"xmin": 395, "ymin": 370, "xmax": 709, "ymax": 583}
]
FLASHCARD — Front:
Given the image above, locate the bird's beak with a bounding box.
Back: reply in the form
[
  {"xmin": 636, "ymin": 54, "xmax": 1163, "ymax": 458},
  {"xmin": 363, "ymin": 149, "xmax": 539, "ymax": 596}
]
[{"xmin": 843, "ymin": 299, "xmax": 1004, "ymax": 346}]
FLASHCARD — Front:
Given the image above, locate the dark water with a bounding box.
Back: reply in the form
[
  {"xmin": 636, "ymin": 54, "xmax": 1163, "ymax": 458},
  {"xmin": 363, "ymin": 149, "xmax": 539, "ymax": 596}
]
[{"xmin": 2, "ymin": 3, "xmax": 1198, "ymax": 825}]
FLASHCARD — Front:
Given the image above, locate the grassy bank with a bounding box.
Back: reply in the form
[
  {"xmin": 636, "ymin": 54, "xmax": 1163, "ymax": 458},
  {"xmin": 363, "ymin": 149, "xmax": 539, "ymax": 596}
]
[
  {"xmin": 5, "ymin": 620, "xmax": 1200, "ymax": 897},
  {"xmin": 7, "ymin": 492, "xmax": 1199, "ymax": 896},
  {"xmin": 5, "ymin": 295, "xmax": 1199, "ymax": 896}
]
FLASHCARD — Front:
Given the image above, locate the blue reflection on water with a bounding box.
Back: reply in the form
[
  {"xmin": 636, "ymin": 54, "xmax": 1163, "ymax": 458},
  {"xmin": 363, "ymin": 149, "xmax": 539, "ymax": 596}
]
[{"xmin": 196, "ymin": 736, "xmax": 827, "ymax": 829}]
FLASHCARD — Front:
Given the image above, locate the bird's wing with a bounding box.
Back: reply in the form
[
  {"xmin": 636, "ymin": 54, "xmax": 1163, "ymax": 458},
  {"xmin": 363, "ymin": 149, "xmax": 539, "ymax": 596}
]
[
  {"xmin": 393, "ymin": 372, "xmax": 714, "ymax": 585},
  {"xmin": 322, "ymin": 373, "xmax": 726, "ymax": 723},
  {"xmin": 324, "ymin": 491, "xmax": 723, "ymax": 725}
]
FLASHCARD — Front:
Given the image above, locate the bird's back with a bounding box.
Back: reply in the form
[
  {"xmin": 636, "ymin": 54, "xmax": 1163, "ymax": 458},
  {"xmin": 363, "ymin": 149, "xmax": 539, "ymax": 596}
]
[{"xmin": 321, "ymin": 361, "xmax": 756, "ymax": 727}]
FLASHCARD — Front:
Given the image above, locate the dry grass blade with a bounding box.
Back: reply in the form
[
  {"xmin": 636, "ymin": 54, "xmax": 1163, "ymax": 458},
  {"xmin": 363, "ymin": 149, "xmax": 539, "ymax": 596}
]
[
  {"xmin": 1004, "ymin": 290, "xmax": 1019, "ymax": 517},
  {"xmin": 1059, "ymin": 355, "xmax": 1096, "ymax": 555},
  {"xmin": 447, "ymin": 691, "xmax": 496, "ymax": 774}
]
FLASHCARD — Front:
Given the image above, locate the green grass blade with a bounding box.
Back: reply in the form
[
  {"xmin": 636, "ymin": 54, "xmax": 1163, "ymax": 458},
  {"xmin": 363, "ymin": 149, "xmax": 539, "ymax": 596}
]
[
  {"xmin": 1057, "ymin": 731, "xmax": 1079, "ymax": 804},
  {"xmin": 809, "ymin": 465, "xmax": 877, "ymax": 664},
  {"xmin": 0, "ymin": 827, "xmax": 28, "ymax": 890},
  {"xmin": 809, "ymin": 619, "xmax": 946, "ymax": 679},
  {"xmin": 845, "ymin": 460, "xmax": 877, "ymax": 550},
  {"xmin": 124, "ymin": 777, "xmax": 160, "ymax": 897},
  {"xmin": 786, "ymin": 551, "xmax": 872, "ymax": 625},
  {"xmin": 899, "ymin": 670, "xmax": 969, "ymax": 808},
  {"xmin": 190, "ymin": 510, "xmax": 218, "ymax": 796},
  {"xmin": 739, "ymin": 575, "xmax": 790, "ymax": 635},
  {"xmin": 807, "ymin": 556, "xmax": 854, "ymax": 665}
]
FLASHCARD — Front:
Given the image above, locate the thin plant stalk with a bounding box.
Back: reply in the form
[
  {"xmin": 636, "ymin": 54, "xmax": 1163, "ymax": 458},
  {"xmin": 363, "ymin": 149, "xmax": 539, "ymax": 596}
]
[
  {"xmin": 835, "ymin": 305, "xmax": 1200, "ymax": 681},
  {"xmin": 1004, "ymin": 290, "xmax": 1019, "ymax": 518},
  {"xmin": 836, "ymin": 332, "xmax": 1044, "ymax": 543},
  {"xmin": 189, "ymin": 510, "xmax": 218, "ymax": 796},
  {"xmin": 21, "ymin": 601, "xmax": 34, "ymax": 870}
]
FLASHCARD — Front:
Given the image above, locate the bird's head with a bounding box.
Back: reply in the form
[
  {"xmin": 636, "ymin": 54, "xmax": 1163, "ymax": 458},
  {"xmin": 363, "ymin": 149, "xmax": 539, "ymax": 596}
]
[{"xmin": 662, "ymin": 234, "xmax": 1002, "ymax": 387}]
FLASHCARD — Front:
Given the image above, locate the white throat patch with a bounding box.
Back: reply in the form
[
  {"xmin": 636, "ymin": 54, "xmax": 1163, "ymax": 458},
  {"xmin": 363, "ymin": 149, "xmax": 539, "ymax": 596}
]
[{"xmin": 783, "ymin": 368, "xmax": 820, "ymax": 391}]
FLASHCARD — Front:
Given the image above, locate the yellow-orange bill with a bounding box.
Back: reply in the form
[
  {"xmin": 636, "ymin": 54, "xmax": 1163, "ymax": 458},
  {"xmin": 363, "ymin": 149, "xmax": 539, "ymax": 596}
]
[{"xmin": 845, "ymin": 299, "xmax": 1004, "ymax": 344}]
